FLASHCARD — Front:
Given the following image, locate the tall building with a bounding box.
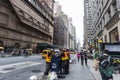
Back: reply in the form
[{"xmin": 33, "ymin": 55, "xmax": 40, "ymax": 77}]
[
  {"xmin": 69, "ymin": 18, "xmax": 76, "ymax": 50},
  {"xmin": 84, "ymin": 0, "xmax": 93, "ymax": 49},
  {"xmin": 0, "ymin": 0, "xmax": 54, "ymax": 48},
  {"xmin": 60, "ymin": 13, "xmax": 69, "ymax": 49},
  {"xmin": 54, "ymin": 16, "xmax": 65, "ymax": 48},
  {"xmin": 84, "ymin": 0, "xmax": 120, "ymax": 50},
  {"xmin": 54, "ymin": 2, "xmax": 69, "ymax": 49}
]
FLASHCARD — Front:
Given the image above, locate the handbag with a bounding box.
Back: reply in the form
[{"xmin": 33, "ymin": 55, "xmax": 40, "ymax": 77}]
[
  {"xmin": 99, "ymin": 55, "xmax": 113, "ymax": 77},
  {"xmin": 100, "ymin": 56, "xmax": 110, "ymax": 69}
]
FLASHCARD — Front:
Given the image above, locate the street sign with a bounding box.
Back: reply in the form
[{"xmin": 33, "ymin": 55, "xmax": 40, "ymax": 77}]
[{"xmin": 98, "ymin": 40, "xmax": 103, "ymax": 43}]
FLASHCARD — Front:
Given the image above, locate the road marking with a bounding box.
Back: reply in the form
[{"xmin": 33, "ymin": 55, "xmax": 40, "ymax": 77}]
[{"xmin": 0, "ymin": 61, "xmax": 42, "ymax": 74}]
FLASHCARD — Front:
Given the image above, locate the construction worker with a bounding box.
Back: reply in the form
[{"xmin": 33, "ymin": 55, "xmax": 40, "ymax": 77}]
[
  {"xmin": 64, "ymin": 49, "xmax": 70, "ymax": 74},
  {"xmin": 44, "ymin": 50, "xmax": 53, "ymax": 75},
  {"xmin": 61, "ymin": 49, "xmax": 69, "ymax": 74}
]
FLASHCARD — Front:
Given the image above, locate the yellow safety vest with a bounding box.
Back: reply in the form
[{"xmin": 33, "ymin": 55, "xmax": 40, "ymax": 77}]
[{"xmin": 46, "ymin": 53, "xmax": 52, "ymax": 63}]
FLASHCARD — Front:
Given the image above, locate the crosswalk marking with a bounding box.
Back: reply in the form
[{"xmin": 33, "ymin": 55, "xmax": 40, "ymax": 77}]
[{"xmin": 0, "ymin": 61, "xmax": 42, "ymax": 74}]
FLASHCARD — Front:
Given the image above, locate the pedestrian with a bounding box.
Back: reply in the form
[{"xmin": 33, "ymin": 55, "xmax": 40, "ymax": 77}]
[
  {"xmin": 64, "ymin": 49, "xmax": 70, "ymax": 74},
  {"xmin": 76, "ymin": 52, "xmax": 80, "ymax": 62},
  {"xmin": 93, "ymin": 48, "xmax": 99, "ymax": 67},
  {"xmin": 80, "ymin": 50, "xmax": 84, "ymax": 65},
  {"xmin": 47, "ymin": 51, "xmax": 59, "ymax": 80},
  {"xmin": 61, "ymin": 49, "xmax": 67, "ymax": 74},
  {"xmin": 44, "ymin": 50, "xmax": 53, "ymax": 75},
  {"xmin": 84, "ymin": 51, "xmax": 88, "ymax": 65},
  {"xmin": 50, "ymin": 51, "xmax": 59, "ymax": 73},
  {"xmin": 95, "ymin": 49, "xmax": 114, "ymax": 80},
  {"xmin": 0, "ymin": 50, "xmax": 4, "ymax": 57},
  {"xmin": 58, "ymin": 49, "xmax": 65, "ymax": 78}
]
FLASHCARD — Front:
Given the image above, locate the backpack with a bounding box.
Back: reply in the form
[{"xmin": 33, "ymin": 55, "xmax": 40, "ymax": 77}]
[{"xmin": 100, "ymin": 56, "xmax": 111, "ymax": 69}]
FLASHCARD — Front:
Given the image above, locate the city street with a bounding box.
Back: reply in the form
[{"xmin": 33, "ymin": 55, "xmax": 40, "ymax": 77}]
[
  {"xmin": 0, "ymin": 0, "xmax": 120, "ymax": 80},
  {"xmin": 0, "ymin": 54, "xmax": 95, "ymax": 80},
  {"xmin": 0, "ymin": 55, "xmax": 120, "ymax": 80},
  {"xmin": 0, "ymin": 55, "xmax": 45, "ymax": 80},
  {"xmin": 0, "ymin": 55, "xmax": 95, "ymax": 80}
]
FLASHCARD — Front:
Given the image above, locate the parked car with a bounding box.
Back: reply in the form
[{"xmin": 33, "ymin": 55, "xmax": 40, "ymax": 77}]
[{"xmin": 69, "ymin": 50, "xmax": 76, "ymax": 54}]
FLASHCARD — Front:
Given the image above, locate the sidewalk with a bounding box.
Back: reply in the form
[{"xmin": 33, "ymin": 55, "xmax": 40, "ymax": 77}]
[
  {"xmin": 88, "ymin": 59, "xmax": 120, "ymax": 80},
  {"xmin": 88, "ymin": 60, "xmax": 102, "ymax": 80},
  {"xmin": 61, "ymin": 60, "xmax": 96, "ymax": 80}
]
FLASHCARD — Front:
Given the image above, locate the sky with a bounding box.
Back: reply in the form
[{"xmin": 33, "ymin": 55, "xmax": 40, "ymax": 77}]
[{"xmin": 55, "ymin": 0, "xmax": 84, "ymax": 45}]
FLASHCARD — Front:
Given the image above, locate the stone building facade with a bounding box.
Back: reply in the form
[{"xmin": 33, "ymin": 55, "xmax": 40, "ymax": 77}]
[
  {"xmin": 0, "ymin": 0, "xmax": 54, "ymax": 48},
  {"xmin": 84, "ymin": 0, "xmax": 120, "ymax": 49}
]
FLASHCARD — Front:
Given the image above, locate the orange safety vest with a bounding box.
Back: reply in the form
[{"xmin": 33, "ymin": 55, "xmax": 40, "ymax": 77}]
[
  {"xmin": 46, "ymin": 53, "xmax": 52, "ymax": 63},
  {"xmin": 66, "ymin": 52, "xmax": 70, "ymax": 60}
]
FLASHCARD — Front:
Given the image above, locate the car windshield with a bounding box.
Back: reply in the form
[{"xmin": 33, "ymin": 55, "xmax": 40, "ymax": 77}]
[{"xmin": 43, "ymin": 52, "xmax": 47, "ymax": 54}]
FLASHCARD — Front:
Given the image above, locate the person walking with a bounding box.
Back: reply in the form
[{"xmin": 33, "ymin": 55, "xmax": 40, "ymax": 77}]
[
  {"xmin": 84, "ymin": 51, "xmax": 88, "ymax": 65},
  {"xmin": 0, "ymin": 49, "xmax": 4, "ymax": 57},
  {"xmin": 93, "ymin": 48, "xmax": 99, "ymax": 67},
  {"xmin": 76, "ymin": 52, "xmax": 80, "ymax": 62},
  {"xmin": 80, "ymin": 50, "xmax": 84, "ymax": 65},
  {"xmin": 95, "ymin": 49, "xmax": 114, "ymax": 80}
]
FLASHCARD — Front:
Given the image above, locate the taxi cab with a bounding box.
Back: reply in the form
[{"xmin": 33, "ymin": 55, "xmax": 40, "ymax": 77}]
[
  {"xmin": 41, "ymin": 49, "xmax": 51, "ymax": 59},
  {"xmin": 69, "ymin": 50, "xmax": 76, "ymax": 54}
]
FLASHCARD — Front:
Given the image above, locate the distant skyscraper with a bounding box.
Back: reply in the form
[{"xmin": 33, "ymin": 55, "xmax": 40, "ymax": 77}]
[{"xmin": 54, "ymin": 2, "xmax": 76, "ymax": 49}]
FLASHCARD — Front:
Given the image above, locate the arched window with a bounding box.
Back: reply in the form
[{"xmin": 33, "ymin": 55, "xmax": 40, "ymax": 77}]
[
  {"xmin": 14, "ymin": 42, "xmax": 20, "ymax": 49},
  {"xmin": 0, "ymin": 40, "xmax": 4, "ymax": 47}
]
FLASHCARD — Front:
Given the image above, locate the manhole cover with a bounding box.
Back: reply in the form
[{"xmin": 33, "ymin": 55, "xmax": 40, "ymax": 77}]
[
  {"xmin": 32, "ymin": 70, "xmax": 41, "ymax": 73},
  {"xmin": 3, "ymin": 67, "xmax": 15, "ymax": 70}
]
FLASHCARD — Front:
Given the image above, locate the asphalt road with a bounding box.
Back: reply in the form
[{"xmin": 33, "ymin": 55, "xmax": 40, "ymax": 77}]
[
  {"xmin": 0, "ymin": 55, "xmax": 44, "ymax": 66},
  {"xmin": 0, "ymin": 55, "xmax": 45, "ymax": 80},
  {"xmin": 0, "ymin": 54, "xmax": 91, "ymax": 80}
]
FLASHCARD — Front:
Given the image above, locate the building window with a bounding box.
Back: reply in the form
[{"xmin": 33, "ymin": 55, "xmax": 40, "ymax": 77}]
[
  {"xmin": 102, "ymin": 16, "xmax": 105, "ymax": 27},
  {"xmin": 112, "ymin": 0, "xmax": 117, "ymax": 12},
  {"xmin": 0, "ymin": 40, "xmax": 4, "ymax": 46},
  {"xmin": 28, "ymin": 0, "xmax": 36, "ymax": 6},
  {"xmin": 108, "ymin": 8, "xmax": 111, "ymax": 19},
  {"xmin": 101, "ymin": 0, "xmax": 103, "ymax": 7},
  {"xmin": 109, "ymin": 27, "xmax": 119, "ymax": 42},
  {"xmin": 104, "ymin": 35, "xmax": 107, "ymax": 43}
]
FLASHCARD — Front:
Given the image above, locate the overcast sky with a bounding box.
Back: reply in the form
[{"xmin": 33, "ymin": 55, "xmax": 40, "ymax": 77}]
[{"xmin": 55, "ymin": 0, "xmax": 84, "ymax": 45}]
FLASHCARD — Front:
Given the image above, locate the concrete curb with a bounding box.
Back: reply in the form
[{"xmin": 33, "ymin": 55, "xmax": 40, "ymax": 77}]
[
  {"xmin": 88, "ymin": 59, "xmax": 120, "ymax": 80},
  {"xmin": 88, "ymin": 60, "xmax": 102, "ymax": 80}
]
